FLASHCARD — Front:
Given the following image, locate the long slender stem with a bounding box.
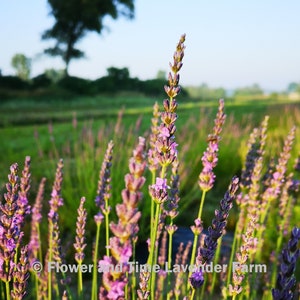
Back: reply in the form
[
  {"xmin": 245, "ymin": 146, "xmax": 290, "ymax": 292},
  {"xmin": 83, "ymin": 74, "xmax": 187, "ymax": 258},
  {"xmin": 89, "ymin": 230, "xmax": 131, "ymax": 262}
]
[
  {"xmin": 270, "ymin": 195, "xmax": 292, "ymax": 290},
  {"xmin": 166, "ymin": 227, "xmax": 174, "ymax": 300},
  {"xmin": 150, "ymin": 170, "xmax": 156, "ymax": 248},
  {"xmin": 131, "ymin": 240, "xmax": 137, "ymax": 300},
  {"xmin": 148, "ymin": 203, "xmax": 162, "ymax": 298},
  {"xmin": 78, "ymin": 262, "xmax": 83, "ymax": 298},
  {"xmin": 104, "ymin": 210, "xmax": 110, "ymax": 257},
  {"xmin": 188, "ymin": 190, "xmax": 206, "ymax": 288},
  {"xmin": 210, "ymin": 236, "xmax": 223, "ymax": 298},
  {"xmin": 190, "ymin": 288, "xmax": 196, "ymax": 300},
  {"xmin": 48, "ymin": 221, "xmax": 53, "ymax": 300},
  {"xmin": 5, "ymin": 280, "xmax": 10, "ymax": 300},
  {"xmin": 226, "ymin": 220, "xmax": 239, "ymax": 291},
  {"xmin": 125, "ymin": 271, "xmax": 128, "ymax": 300},
  {"xmin": 255, "ymin": 198, "xmax": 273, "ymax": 262},
  {"xmin": 197, "ymin": 191, "xmax": 207, "ymax": 220},
  {"xmin": 91, "ymin": 223, "xmax": 101, "ymax": 300},
  {"xmin": 147, "ymin": 164, "xmax": 167, "ymax": 297}
]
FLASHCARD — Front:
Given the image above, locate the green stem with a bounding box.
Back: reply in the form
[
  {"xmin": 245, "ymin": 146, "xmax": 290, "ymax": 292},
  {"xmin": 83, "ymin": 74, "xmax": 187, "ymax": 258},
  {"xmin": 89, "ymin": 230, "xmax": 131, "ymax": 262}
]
[
  {"xmin": 210, "ymin": 237, "xmax": 223, "ymax": 298},
  {"xmin": 48, "ymin": 221, "xmax": 53, "ymax": 300},
  {"xmin": 255, "ymin": 196, "xmax": 275, "ymax": 262},
  {"xmin": 131, "ymin": 241, "xmax": 137, "ymax": 300},
  {"xmin": 270, "ymin": 196, "xmax": 292, "ymax": 289},
  {"xmin": 190, "ymin": 288, "xmax": 196, "ymax": 300},
  {"xmin": 91, "ymin": 222, "xmax": 101, "ymax": 300},
  {"xmin": 149, "ymin": 204, "xmax": 162, "ymax": 299},
  {"xmin": 188, "ymin": 233, "xmax": 199, "ymax": 289},
  {"xmin": 188, "ymin": 190, "xmax": 206, "ymax": 289},
  {"xmin": 78, "ymin": 262, "xmax": 83, "ymax": 298},
  {"xmin": 104, "ymin": 210, "xmax": 110, "ymax": 257},
  {"xmin": 197, "ymin": 190, "xmax": 207, "ymax": 220},
  {"xmin": 166, "ymin": 227, "xmax": 174, "ymax": 300},
  {"xmin": 125, "ymin": 271, "xmax": 128, "ymax": 300},
  {"xmin": 147, "ymin": 164, "xmax": 167, "ymax": 296},
  {"xmin": 150, "ymin": 170, "xmax": 156, "ymax": 243},
  {"xmin": 5, "ymin": 280, "xmax": 10, "ymax": 300},
  {"xmin": 226, "ymin": 225, "xmax": 238, "ymax": 291}
]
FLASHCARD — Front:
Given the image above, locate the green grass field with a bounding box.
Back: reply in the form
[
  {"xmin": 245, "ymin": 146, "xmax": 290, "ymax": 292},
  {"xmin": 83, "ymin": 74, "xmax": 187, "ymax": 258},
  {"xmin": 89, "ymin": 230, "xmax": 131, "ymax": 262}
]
[
  {"xmin": 1, "ymin": 94, "xmax": 300, "ymax": 236},
  {"xmin": 1, "ymin": 93, "xmax": 300, "ymax": 299}
]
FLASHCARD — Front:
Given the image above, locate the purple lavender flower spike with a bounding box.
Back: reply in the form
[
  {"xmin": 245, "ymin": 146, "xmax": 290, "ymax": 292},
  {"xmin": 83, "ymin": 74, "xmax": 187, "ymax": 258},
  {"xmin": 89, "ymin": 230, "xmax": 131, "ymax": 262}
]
[
  {"xmin": 0, "ymin": 163, "xmax": 22, "ymax": 282},
  {"xmin": 190, "ymin": 270, "xmax": 204, "ymax": 289},
  {"xmin": 272, "ymin": 227, "xmax": 300, "ymax": 300},
  {"xmin": 11, "ymin": 245, "xmax": 30, "ymax": 299},
  {"xmin": 74, "ymin": 197, "xmax": 87, "ymax": 264},
  {"xmin": 100, "ymin": 137, "xmax": 146, "ymax": 298},
  {"xmin": 198, "ymin": 176, "xmax": 239, "ymax": 265},
  {"xmin": 198, "ymin": 99, "xmax": 226, "ymax": 192},
  {"xmin": 153, "ymin": 34, "xmax": 185, "ymax": 170},
  {"xmin": 28, "ymin": 177, "xmax": 46, "ymax": 265},
  {"xmin": 16, "ymin": 156, "xmax": 31, "ymax": 231}
]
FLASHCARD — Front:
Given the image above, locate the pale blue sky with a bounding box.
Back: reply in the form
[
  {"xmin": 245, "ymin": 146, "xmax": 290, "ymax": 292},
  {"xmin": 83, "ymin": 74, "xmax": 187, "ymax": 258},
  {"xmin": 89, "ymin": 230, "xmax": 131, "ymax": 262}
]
[{"xmin": 1, "ymin": 0, "xmax": 300, "ymax": 91}]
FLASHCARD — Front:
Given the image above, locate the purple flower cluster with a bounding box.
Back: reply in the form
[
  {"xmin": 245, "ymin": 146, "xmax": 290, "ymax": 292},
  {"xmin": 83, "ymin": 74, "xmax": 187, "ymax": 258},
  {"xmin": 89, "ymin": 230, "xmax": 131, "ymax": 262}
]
[
  {"xmin": 272, "ymin": 227, "xmax": 300, "ymax": 300},
  {"xmin": 0, "ymin": 164, "xmax": 20, "ymax": 282},
  {"xmin": 48, "ymin": 159, "xmax": 64, "ymax": 264},
  {"xmin": 0, "ymin": 160, "xmax": 31, "ymax": 299},
  {"xmin": 262, "ymin": 126, "xmax": 296, "ymax": 202},
  {"xmin": 11, "ymin": 245, "xmax": 29, "ymax": 299},
  {"xmin": 0, "ymin": 162, "xmax": 30, "ymax": 283},
  {"xmin": 241, "ymin": 116, "xmax": 268, "ymax": 189},
  {"xmin": 16, "ymin": 156, "xmax": 31, "ymax": 230},
  {"xmin": 154, "ymin": 34, "xmax": 185, "ymax": 169},
  {"xmin": 199, "ymin": 99, "xmax": 226, "ymax": 192},
  {"xmin": 74, "ymin": 197, "xmax": 87, "ymax": 264},
  {"xmin": 149, "ymin": 177, "xmax": 169, "ymax": 204},
  {"xmin": 148, "ymin": 102, "xmax": 160, "ymax": 173},
  {"xmin": 95, "ymin": 140, "xmax": 114, "ymax": 210},
  {"xmin": 165, "ymin": 158, "xmax": 180, "ymax": 220},
  {"xmin": 198, "ymin": 176, "xmax": 239, "ymax": 265},
  {"xmin": 189, "ymin": 270, "xmax": 204, "ymax": 289},
  {"xmin": 99, "ymin": 137, "xmax": 146, "ymax": 299},
  {"xmin": 28, "ymin": 177, "xmax": 46, "ymax": 264},
  {"xmin": 48, "ymin": 159, "xmax": 64, "ymax": 221}
]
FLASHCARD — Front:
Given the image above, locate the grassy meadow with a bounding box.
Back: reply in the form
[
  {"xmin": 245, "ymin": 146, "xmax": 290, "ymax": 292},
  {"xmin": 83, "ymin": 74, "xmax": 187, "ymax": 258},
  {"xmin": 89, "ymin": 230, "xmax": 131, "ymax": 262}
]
[
  {"xmin": 1, "ymin": 94, "xmax": 299, "ymax": 233},
  {"xmin": 0, "ymin": 87, "xmax": 300, "ymax": 299}
]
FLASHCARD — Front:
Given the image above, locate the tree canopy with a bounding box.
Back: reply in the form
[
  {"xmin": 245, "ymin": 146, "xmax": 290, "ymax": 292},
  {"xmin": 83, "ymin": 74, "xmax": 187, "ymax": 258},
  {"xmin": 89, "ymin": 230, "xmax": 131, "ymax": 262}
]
[
  {"xmin": 11, "ymin": 54, "xmax": 31, "ymax": 81},
  {"xmin": 42, "ymin": 0, "xmax": 135, "ymax": 75},
  {"xmin": 233, "ymin": 83, "xmax": 263, "ymax": 97}
]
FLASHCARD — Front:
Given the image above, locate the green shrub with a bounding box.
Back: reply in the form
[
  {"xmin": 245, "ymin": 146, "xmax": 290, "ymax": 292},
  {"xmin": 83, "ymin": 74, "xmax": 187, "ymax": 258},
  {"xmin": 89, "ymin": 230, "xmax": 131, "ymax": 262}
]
[
  {"xmin": 31, "ymin": 73, "xmax": 52, "ymax": 89},
  {"xmin": 0, "ymin": 75, "xmax": 30, "ymax": 90},
  {"xmin": 57, "ymin": 76, "xmax": 93, "ymax": 94}
]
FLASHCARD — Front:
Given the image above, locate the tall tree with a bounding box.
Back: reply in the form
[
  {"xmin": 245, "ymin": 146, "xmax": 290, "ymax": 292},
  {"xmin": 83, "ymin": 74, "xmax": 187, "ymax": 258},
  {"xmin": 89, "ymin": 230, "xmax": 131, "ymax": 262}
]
[
  {"xmin": 11, "ymin": 54, "xmax": 31, "ymax": 80},
  {"xmin": 42, "ymin": 0, "xmax": 135, "ymax": 75}
]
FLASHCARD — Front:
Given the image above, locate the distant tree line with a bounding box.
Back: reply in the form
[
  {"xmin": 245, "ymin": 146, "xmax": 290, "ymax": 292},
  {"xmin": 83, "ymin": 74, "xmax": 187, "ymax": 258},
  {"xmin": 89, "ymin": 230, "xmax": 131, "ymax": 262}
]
[
  {"xmin": 2, "ymin": 54, "xmax": 299, "ymax": 99},
  {"xmin": 0, "ymin": 66, "xmax": 188, "ymax": 98}
]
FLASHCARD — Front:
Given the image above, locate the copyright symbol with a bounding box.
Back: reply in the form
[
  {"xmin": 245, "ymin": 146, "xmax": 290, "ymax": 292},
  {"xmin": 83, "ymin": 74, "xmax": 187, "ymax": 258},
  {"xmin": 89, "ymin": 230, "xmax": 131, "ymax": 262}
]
[{"xmin": 31, "ymin": 260, "xmax": 43, "ymax": 273}]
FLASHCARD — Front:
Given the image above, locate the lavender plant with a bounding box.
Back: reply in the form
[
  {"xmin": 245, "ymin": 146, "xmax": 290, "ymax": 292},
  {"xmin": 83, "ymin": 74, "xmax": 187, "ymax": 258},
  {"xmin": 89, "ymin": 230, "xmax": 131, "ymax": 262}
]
[
  {"xmin": 272, "ymin": 227, "xmax": 300, "ymax": 300},
  {"xmin": 0, "ymin": 34, "xmax": 299, "ymax": 300}
]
